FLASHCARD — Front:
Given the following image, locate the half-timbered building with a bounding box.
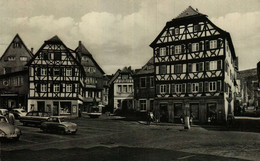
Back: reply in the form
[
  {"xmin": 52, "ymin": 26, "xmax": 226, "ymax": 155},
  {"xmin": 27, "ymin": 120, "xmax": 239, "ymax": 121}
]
[
  {"xmin": 27, "ymin": 36, "xmax": 85, "ymax": 117},
  {"xmin": 0, "ymin": 34, "xmax": 33, "ymax": 109},
  {"xmin": 150, "ymin": 6, "xmax": 238, "ymax": 123},
  {"xmin": 108, "ymin": 67, "xmax": 134, "ymax": 113},
  {"xmin": 75, "ymin": 41, "xmax": 105, "ymax": 112},
  {"xmin": 134, "ymin": 57, "xmax": 155, "ymax": 113}
]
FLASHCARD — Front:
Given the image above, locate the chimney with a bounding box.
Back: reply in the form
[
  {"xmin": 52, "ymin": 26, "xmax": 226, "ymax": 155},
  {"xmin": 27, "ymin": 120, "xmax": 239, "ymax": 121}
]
[
  {"xmin": 79, "ymin": 41, "xmax": 82, "ymax": 46},
  {"xmin": 31, "ymin": 48, "xmax": 33, "ymax": 54}
]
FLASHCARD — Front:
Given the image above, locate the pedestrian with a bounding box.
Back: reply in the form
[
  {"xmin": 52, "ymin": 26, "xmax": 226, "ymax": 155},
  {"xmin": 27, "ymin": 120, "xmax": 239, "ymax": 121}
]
[
  {"xmin": 180, "ymin": 113, "xmax": 185, "ymax": 124},
  {"xmin": 146, "ymin": 111, "xmax": 151, "ymax": 125},
  {"xmin": 190, "ymin": 112, "xmax": 194, "ymax": 126}
]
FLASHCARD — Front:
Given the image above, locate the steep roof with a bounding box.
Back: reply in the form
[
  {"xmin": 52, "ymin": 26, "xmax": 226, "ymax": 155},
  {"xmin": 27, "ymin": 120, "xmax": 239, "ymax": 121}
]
[
  {"xmin": 175, "ymin": 6, "xmax": 205, "ymax": 19},
  {"xmin": 135, "ymin": 57, "xmax": 154, "ymax": 75},
  {"xmin": 45, "ymin": 35, "xmax": 63, "ymax": 44},
  {"xmin": 75, "ymin": 41, "xmax": 105, "ymax": 74}
]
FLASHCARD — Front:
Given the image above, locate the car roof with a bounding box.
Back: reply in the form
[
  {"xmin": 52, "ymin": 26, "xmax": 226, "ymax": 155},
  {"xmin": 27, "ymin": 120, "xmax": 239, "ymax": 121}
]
[{"xmin": 49, "ymin": 116, "xmax": 66, "ymax": 118}]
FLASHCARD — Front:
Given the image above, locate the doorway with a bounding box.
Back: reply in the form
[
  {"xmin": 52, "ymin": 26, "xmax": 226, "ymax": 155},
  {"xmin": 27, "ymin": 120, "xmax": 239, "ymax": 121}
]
[
  {"xmin": 37, "ymin": 101, "xmax": 45, "ymax": 112},
  {"xmin": 160, "ymin": 103, "xmax": 168, "ymax": 122}
]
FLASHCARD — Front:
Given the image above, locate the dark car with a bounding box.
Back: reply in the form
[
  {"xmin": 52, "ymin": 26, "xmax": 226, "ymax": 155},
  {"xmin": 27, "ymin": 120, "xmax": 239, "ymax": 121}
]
[
  {"xmin": 0, "ymin": 115, "xmax": 21, "ymax": 141},
  {"xmin": 19, "ymin": 111, "xmax": 50, "ymax": 126},
  {"xmin": 40, "ymin": 116, "xmax": 77, "ymax": 134}
]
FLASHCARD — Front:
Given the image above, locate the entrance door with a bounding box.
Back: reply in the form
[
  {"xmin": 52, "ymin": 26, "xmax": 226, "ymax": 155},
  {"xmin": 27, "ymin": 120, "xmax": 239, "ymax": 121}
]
[
  {"xmin": 160, "ymin": 103, "xmax": 168, "ymax": 122},
  {"xmin": 190, "ymin": 103, "xmax": 199, "ymax": 121},
  {"xmin": 37, "ymin": 101, "xmax": 45, "ymax": 112},
  {"xmin": 53, "ymin": 102, "xmax": 59, "ymax": 116}
]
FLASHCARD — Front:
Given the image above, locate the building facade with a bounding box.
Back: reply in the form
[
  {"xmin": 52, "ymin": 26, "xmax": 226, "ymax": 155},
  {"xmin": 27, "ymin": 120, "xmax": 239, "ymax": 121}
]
[
  {"xmin": 75, "ymin": 41, "xmax": 105, "ymax": 113},
  {"xmin": 108, "ymin": 67, "xmax": 134, "ymax": 113},
  {"xmin": 150, "ymin": 6, "xmax": 238, "ymax": 123},
  {"xmin": 27, "ymin": 36, "xmax": 85, "ymax": 117},
  {"xmin": 0, "ymin": 34, "xmax": 33, "ymax": 109},
  {"xmin": 133, "ymin": 57, "xmax": 155, "ymax": 113}
]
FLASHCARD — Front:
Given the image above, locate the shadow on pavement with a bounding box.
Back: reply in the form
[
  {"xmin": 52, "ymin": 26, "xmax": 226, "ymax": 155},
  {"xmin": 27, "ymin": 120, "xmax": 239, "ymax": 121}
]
[{"xmin": 1, "ymin": 146, "xmax": 247, "ymax": 161}]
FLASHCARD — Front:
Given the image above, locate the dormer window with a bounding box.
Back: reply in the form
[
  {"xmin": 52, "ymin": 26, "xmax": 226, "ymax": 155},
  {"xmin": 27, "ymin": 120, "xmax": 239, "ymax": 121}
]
[
  {"xmin": 8, "ymin": 56, "xmax": 15, "ymax": 61},
  {"xmin": 20, "ymin": 56, "xmax": 28, "ymax": 61},
  {"xmin": 13, "ymin": 42, "xmax": 21, "ymax": 48},
  {"xmin": 172, "ymin": 27, "xmax": 180, "ymax": 35}
]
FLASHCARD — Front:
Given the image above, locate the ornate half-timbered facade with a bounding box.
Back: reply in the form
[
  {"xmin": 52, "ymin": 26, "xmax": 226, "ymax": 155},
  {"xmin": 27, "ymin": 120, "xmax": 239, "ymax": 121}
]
[
  {"xmin": 133, "ymin": 57, "xmax": 155, "ymax": 112},
  {"xmin": 150, "ymin": 6, "xmax": 238, "ymax": 123},
  {"xmin": 75, "ymin": 41, "xmax": 105, "ymax": 112},
  {"xmin": 27, "ymin": 36, "xmax": 85, "ymax": 117},
  {"xmin": 108, "ymin": 67, "xmax": 134, "ymax": 113},
  {"xmin": 0, "ymin": 34, "xmax": 33, "ymax": 109}
]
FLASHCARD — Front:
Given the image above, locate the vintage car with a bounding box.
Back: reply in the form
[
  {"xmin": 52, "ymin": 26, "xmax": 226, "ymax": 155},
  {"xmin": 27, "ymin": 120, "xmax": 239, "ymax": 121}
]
[
  {"xmin": 19, "ymin": 111, "xmax": 50, "ymax": 126},
  {"xmin": 86, "ymin": 105, "xmax": 103, "ymax": 118},
  {"xmin": 0, "ymin": 115, "xmax": 21, "ymax": 141},
  {"xmin": 40, "ymin": 116, "xmax": 77, "ymax": 134},
  {"xmin": 10, "ymin": 108, "xmax": 27, "ymax": 119}
]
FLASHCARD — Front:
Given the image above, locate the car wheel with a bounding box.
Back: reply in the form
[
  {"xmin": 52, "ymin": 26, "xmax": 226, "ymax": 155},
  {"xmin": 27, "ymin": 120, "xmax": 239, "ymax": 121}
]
[{"xmin": 60, "ymin": 129, "xmax": 66, "ymax": 135}]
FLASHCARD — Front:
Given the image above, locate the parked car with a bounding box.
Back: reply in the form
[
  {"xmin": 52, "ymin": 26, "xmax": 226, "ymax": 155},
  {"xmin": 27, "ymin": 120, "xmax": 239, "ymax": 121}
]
[
  {"xmin": 87, "ymin": 105, "xmax": 102, "ymax": 118},
  {"xmin": 11, "ymin": 108, "xmax": 27, "ymax": 119},
  {"xmin": 0, "ymin": 109, "xmax": 8, "ymax": 115},
  {"xmin": 19, "ymin": 111, "xmax": 50, "ymax": 126},
  {"xmin": 40, "ymin": 116, "xmax": 77, "ymax": 134},
  {"xmin": 0, "ymin": 115, "xmax": 21, "ymax": 141}
]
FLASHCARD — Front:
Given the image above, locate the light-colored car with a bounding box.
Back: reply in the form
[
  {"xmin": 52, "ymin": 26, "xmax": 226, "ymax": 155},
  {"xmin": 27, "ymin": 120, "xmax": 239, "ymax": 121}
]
[
  {"xmin": 0, "ymin": 115, "xmax": 21, "ymax": 141},
  {"xmin": 19, "ymin": 111, "xmax": 50, "ymax": 126},
  {"xmin": 0, "ymin": 109, "xmax": 8, "ymax": 115},
  {"xmin": 11, "ymin": 108, "xmax": 27, "ymax": 119},
  {"xmin": 40, "ymin": 116, "xmax": 77, "ymax": 134}
]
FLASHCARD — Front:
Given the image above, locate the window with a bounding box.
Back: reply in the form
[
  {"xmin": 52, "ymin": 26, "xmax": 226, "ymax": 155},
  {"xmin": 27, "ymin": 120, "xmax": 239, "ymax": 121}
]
[
  {"xmin": 66, "ymin": 84, "xmax": 72, "ymax": 92},
  {"xmin": 175, "ymin": 84, "xmax": 182, "ymax": 93},
  {"xmin": 54, "ymin": 84, "xmax": 60, "ymax": 92},
  {"xmin": 140, "ymin": 100, "xmax": 146, "ymax": 111},
  {"xmin": 210, "ymin": 40, "xmax": 217, "ymax": 49},
  {"xmin": 192, "ymin": 83, "xmax": 199, "ymax": 93},
  {"xmin": 20, "ymin": 56, "xmax": 28, "ymax": 61},
  {"xmin": 160, "ymin": 47, "xmax": 166, "ymax": 56},
  {"xmin": 140, "ymin": 77, "xmax": 146, "ymax": 88},
  {"xmin": 192, "ymin": 43, "xmax": 199, "ymax": 52},
  {"xmin": 54, "ymin": 52, "xmax": 61, "ymax": 60},
  {"xmin": 150, "ymin": 77, "xmax": 154, "ymax": 88},
  {"xmin": 117, "ymin": 85, "xmax": 122, "ymax": 93},
  {"xmin": 175, "ymin": 45, "xmax": 181, "ymax": 54},
  {"xmin": 123, "ymin": 85, "xmax": 127, "ymax": 93},
  {"xmin": 66, "ymin": 68, "xmax": 72, "ymax": 76},
  {"xmin": 210, "ymin": 61, "xmax": 217, "ymax": 70},
  {"xmin": 41, "ymin": 84, "xmax": 47, "ymax": 92},
  {"xmin": 41, "ymin": 68, "xmax": 47, "ymax": 76},
  {"xmin": 3, "ymin": 68, "xmax": 11, "ymax": 74},
  {"xmin": 8, "ymin": 56, "xmax": 15, "ymax": 61},
  {"xmin": 194, "ymin": 24, "xmax": 201, "ymax": 32},
  {"xmin": 53, "ymin": 68, "xmax": 60, "ymax": 76},
  {"xmin": 122, "ymin": 74, "xmax": 128, "ymax": 79},
  {"xmin": 159, "ymin": 65, "xmax": 167, "ymax": 75},
  {"xmin": 160, "ymin": 85, "xmax": 167, "ymax": 94},
  {"xmin": 174, "ymin": 64, "xmax": 183, "ymax": 74},
  {"xmin": 174, "ymin": 103, "xmax": 183, "ymax": 118},
  {"xmin": 174, "ymin": 28, "xmax": 180, "ymax": 35},
  {"xmin": 129, "ymin": 85, "xmax": 133, "ymax": 93},
  {"xmin": 13, "ymin": 42, "xmax": 20, "ymax": 48},
  {"xmin": 209, "ymin": 81, "xmax": 216, "ymax": 92}
]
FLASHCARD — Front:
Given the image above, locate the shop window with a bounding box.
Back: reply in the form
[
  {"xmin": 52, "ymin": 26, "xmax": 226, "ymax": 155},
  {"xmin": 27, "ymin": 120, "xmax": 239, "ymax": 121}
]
[{"xmin": 174, "ymin": 103, "xmax": 183, "ymax": 118}]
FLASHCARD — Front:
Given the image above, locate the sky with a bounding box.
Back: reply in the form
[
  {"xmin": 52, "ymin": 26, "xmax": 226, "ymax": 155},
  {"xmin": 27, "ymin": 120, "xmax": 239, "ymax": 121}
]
[{"xmin": 0, "ymin": 0, "xmax": 260, "ymax": 74}]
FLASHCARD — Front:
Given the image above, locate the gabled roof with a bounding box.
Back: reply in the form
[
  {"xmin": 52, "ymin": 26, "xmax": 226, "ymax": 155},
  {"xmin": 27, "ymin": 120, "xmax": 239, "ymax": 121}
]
[
  {"xmin": 175, "ymin": 6, "xmax": 205, "ymax": 19},
  {"xmin": 135, "ymin": 57, "xmax": 154, "ymax": 75},
  {"xmin": 75, "ymin": 41, "xmax": 105, "ymax": 75},
  {"xmin": 26, "ymin": 35, "xmax": 84, "ymax": 74},
  {"xmin": 0, "ymin": 34, "xmax": 33, "ymax": 61},
  {"xmin": 108, "ymin": 66, "xmax": 133, "ymax": 85}
]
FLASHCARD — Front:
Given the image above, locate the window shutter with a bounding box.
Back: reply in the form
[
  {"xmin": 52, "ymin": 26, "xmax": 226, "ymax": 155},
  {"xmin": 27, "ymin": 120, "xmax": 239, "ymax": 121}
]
[
  {"xmin": 60, "ymin": 84, "xmax": 63, "ymax": 92},
  {"xmin": 72, "ymin": 68, "xmax": 75, "ymax": 76},
  {"xmin": 217, "ymin": 60, "xmax": 222, "ymax": 70},
  {"xmin": 172, "ymin": 84, "xmax": 175, "ymax": 93},
  {"xmin": 205, "ymin": 61, "xmax": 210, "ymax": 71},
  {"xmin": 60, "ymin": 68, "xmax": 63, "ymax": 76},
  {"xmin": 217, "ymin": 80, "xmax": 221, "ymax": 91},
  {"xmin": 72, "ymin": 84, "xmax": 75, "ymax": 93},
  {"xmin": 188, "ymin": 64, "xmax": 192, "ymax": 72},
  {"xmin": 166, "ymin": 84, "xmax": 169, "ymax": 94},
  {"xmin": 205, "ymin": 41, "xmax": 209, "ymax": 50},
  {"xmin": 199, "ymin": 62, "xmax": 203, "ymax": 71},
  {"xmin": 166, "ymin": 46, "xmax": 169, "ymax": 56},
  {"xmin": 50, "ymin": 83, "xmax": 53, "ymax": 93},
  {"xmin": 187, "ymin": 83, "xmax": 191, "ymax": 93},
  {"xmin": 181, "ymin": 44, "xmax": 185, "ymax": 53},
  {"xmin": 199, "ymin": 82, "xmax": 203, "ymax": 92},
  {"xmin": 182, "ymin": 84, "xmax": 186, "ymax": 93},
  {"xmin": 196, "ymin": 63, "xmax": 199, "ymax": 72},
  {"xmin": 146, "ymin": 77, "xmax": 150, "ymax": 88},
  {"xmin": 205, "ymin": 82, "xmax": 209, "ymax": 92},
  {"xmin": 156, "ymin": 85, "xmax": 160, "ymax": 94},
  {"xmin": 172, "ymin": 46, "xmax": 175, "ymax": 55},
  {"xmin": 188, "ymin": 44, "xmax": 192, "ymax": 52},
  {"xmin": 50, "ymin": 68, "xmax": 53, "ymax": 76},
  {"xmin": 217, "ymin": 39, "xmax": 221, "ymax": 48},
  {"xmin": 199, "ymin": 42, "xmax": 203, "ymax": 51}
]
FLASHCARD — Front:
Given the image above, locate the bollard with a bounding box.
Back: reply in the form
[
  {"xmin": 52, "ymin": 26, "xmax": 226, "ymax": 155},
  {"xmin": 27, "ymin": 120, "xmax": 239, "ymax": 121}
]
[{"xmin": 184, "ymin": 116, "xmax": 190, "ymax": 129}]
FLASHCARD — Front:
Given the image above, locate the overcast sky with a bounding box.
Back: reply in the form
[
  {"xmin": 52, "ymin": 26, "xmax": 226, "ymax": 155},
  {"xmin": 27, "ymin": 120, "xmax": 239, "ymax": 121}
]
[{"xmin": 0, "ymin": 0, "xmax": 260, "ymax": 74}]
